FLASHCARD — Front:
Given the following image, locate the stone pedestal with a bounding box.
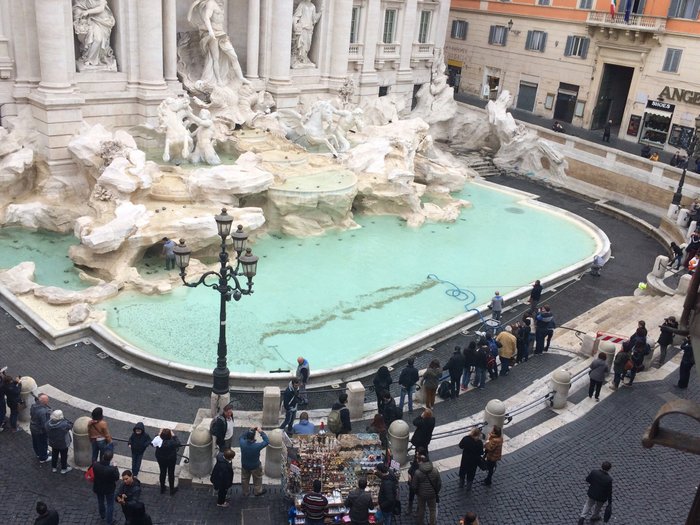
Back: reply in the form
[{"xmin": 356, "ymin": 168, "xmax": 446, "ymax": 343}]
[
  {"xmin": 262, "ymin": 386, "xmax": 281, "ymax": 429},
  {"xmin": 580, "ymin": 333, "xmax": 596, "ymax": 357},
  {"xmin": 550, "ymin": 369, "xmax": 572, "ymax": 409},
  {"xmin": 346, "ymin": 382, "xmax": 365, "ymax": 420},
  {"xmin": 677, "ymin": 208, "xmax": 690, "ymax": 227},
  {"xmin": 678, "ymin": 274, "xmax": 693, "ymax": 295},
  {"xmin": 652, "ymin": 255, "xmax": 669, "ymax": 278},
  {"xmin": 188, "ymin": 423, "xmax": 214, "ymax": 478},
  {"xmin": 210, "ymin": 392, "xmax": 230, "ymax": 419},
  {"xmin": 598, "ymin": 341, "xmax": 616, "ymax": 371},
  {"xmin": 484, "ymin": 399, "xmax": 506, "ymax": 435},
  {"xmin": 667, "ymin": 203, "xmax": 679, "ymax": 220},
  {"xmin": 72, "ymin": 416, "xmax": 92, "ymax": 467},
  {"xmin": 387, "ymin": 419, "xmax": 410, "ymax": 466},
  {"xmin": 264, "ymin": 429, "xmax": 285, "ymax": 479},
  {"xmin": 18, "ymin": 376, "xmax": 37, "ymax": 422}
]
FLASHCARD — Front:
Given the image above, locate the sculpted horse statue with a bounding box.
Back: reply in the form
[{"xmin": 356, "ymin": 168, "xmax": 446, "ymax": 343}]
[
  {"xmin": 276, "ymin": 100, "xmax": 339, "ymax": 157},
  {"xmin": 156, "ymin": 96, "xmax": 194, "ymax": 162}
]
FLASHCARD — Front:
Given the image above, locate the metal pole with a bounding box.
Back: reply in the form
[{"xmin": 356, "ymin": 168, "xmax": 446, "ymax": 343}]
[{"xmin": 212, "ymin": 237, "xmax": 230, "ymax": 395}]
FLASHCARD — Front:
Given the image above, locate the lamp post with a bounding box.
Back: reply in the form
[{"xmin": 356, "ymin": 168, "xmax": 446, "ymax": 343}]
[
  {"xmin": 671, "ymin": 114, "xmax": 700, "ymax": 206},
  {"xmin": 173, "ymin": 208, "xmax": 259, "ymax": 402}
]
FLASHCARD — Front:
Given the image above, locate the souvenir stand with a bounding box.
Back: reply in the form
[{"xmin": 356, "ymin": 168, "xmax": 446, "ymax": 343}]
[{"xmin": 282, "ymin": 432, "xmax": 385, "ymax": 524}]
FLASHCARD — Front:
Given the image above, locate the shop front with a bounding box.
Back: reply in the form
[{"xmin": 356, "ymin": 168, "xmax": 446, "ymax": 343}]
[{"xmin": 639, "ymin": 99, "xmax": 675, "ymax": 148}]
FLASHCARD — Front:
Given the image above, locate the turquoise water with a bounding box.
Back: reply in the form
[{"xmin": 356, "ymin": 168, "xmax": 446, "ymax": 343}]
[
  {"xmin": 102, "ymin": 182, "xmax": 598, "ymax": 373},
  {"xmin": 0, "ymin": 228, "xmax": 88, "ymax": 290}
]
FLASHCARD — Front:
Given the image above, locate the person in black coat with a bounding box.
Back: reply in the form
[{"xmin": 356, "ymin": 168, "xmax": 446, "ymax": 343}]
[
  {"xmin": 472, "ymin": 340, "xmax": 489, "ymax": 389},
  {"xmin": 210, "ymin": 449, "xmax": 235, "ymax": 507},
  {"xmin": 2, "ymin": 374, "xmax": 22, "ymax": 431},
  {"xmin": 458, "ymin": 427, "xmax": 484, "ymax": 491},
  {"xmin": 33, "ymin": 501, "xmax": 59, "ymax": 525},
  {"xmin": 656, "ymin": 316, "xmax": 678, "ymax": 366},
  {"xmin": 516, "ymin": 319, "xmax": 531, "ymax": 364},
  {"xmin": 154, "ymin": 428, "xmax": 180, "ymax": 495},
  {"xmin": 373, "ymin": 366, "xmax": 393, "ymax": 414},
  {"xmin": 93, "ymin": 450, "xmax": 120, "ymax": 525},
  {"xmin": 678, "ymin": 336, "xmax": 696, "ymax": 389},
  {"xmin": 128, "ymin": 422, "xmax": 151, "ymax": 478},
  {"xmin": 125, "ymin": 501, "xmax": 153, "ymax": 525},
  {"xmin": 410, "ymin": 409, "xmax": 435, "ymax": 451},
  {"xmin": 578, "ymin": 462, "xmax": 613, "ymax": 525},
  {"xmin": 406, "ymin": 447, "xmax": 428, "ymax": 513},
  {"xmin": 461, "ymin": 342, "xmax": 477, "ymax": 390},
  {"xmin": 381, "ymin": 391, "xmax": 400, "ymax": 428},
  {"xmin": 398, "ymin": 358, "xmax": 419, "ymax": 413},
  {"xmin": 376, "ymin": 464, "xmax": 398, "ymax": 524},
  {"xmin": 443, "ymin": 346, "xmax": 466, "ymax": 399}
]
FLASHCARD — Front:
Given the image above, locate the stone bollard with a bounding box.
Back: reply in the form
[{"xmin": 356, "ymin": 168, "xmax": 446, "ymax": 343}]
[
  {"xmin": 690, "ymin": 220, "xmax": 697, "ymax": 234},
  {"xmin": 677, "ymin": 274, "xmax": 693, "ymax": 295},
  {"xmin": 580, "ymin": 334, "xmax": 596, "ymax": 357},
  {"xmin": 667, "ymin": 203, "xmax": 679, "ymax": 220},
  {"xmin": 264, "ymin": 428, "xmax": 285, "ymax": 479},
  {"xmin": 598, "ymin": 341, "xmax": 616, "ymax": 371},
  {"xmin": 677, "ymin": 208, "xmax": 690, "ymax": 227},
  {"xmin": 346, "ymin": 381, "xmax": 365, "ymax": 420},
  {"xmin": 210, "ymin": 392, "xmax": 230, "ymax": 419},
  {"xmin": 18, "ymin": 376, "xmax": 37, "ymax": 423},
  {"xmin": 550, "ymin": 369, "xmax": 572, "ymax": 409},
  {"xmin": 484, "ymin": 399, "xmax": 506, "ymax": 435},
  {"xmin": 652, "ymin": 255, "xmax": 669, "ymax": 278},
  {"xmin": 387, "ymin": 419, "xmax": 410, "ymax": 466},
  {"xmin": 72, "ymin": 416, "xmax": 92, "ymax": 467},
  {"xmin": 188, "ymin": 422, "xmax": 214, "ymax": 478},
  {"xmin": 262, "ymin": 386, "xmax": 281, "ymax": 429}
]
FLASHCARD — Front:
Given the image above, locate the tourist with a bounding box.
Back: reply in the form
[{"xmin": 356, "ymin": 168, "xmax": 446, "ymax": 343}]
[
  {"xmin": 625, "ymin": 339, "xmax": 650, "ymax": 386},
  {"xmin": 695, "ymin": 156, "xmax": 700, "ymax": 173},
  {"xmin": 535, "ymin": 305, "xmax": 554, "ymax": 354},
  {"xmin": 649, "ymin": 151, "xmax": 660, "ymax": 162},
  {"xmin": 485, "ymin": 332, "xmax": 500, "ymax": 380},
  {"xmin": 154, "ymin": 428, "xmax": 180, "ymax": 495},
  {"xmin": 239, "ymin": 427, "xmax": 269, "ymax": 497},
  {"xmin": 678, "ymin": 336, "xmax": 696, "ymax": 389},
  {"xmin": 366, "ymin": 413, "xmax": 387, "ymax": 447},
  {"xmin": 588, "ymin": 352, "xmax": 609, "ymax": 402},
  {"xmin": 528, "ymin": 279, "xmax": 543, "ymax": 314},
  {"xmin": 443, "ymin": 346, "xmax": 465, "ymax": 398},
  {"xmin": 590, "ymin": 254, "xmax": 605, "ymax": 277},
  {"xmin": 629, "ymin": 320, "xmax": 647, "ymax": 344},
  {"xmin": 482, "ymin": 426, "xmax": 503, "ymax": 486},
  {"xmin": 685, "ymin": 231, "xmax": 700, "ymax": 266},
  {"xmin": 640, "ymin": 144, "xmax": 651, "ymax": 158},
  {"xmin": 398, "ymin": 358, "xmax": 419, "ymax": 412},
  {"xmin": 410, "ymin": 408, "xmax": 435, "ymax": 452},
  {"xmin": 552, "ymin": 121, "xmax": 565, "ymax": 133},
  {"xmin": 373, "ymin": 366, "xmax": 393, "ymax": 414},
  {"xmin": 30, "ymin": 393, "xmax": 52, "ymax": 463},
  {"xmin": 577, "ymin": 461, "xmax": 613, "ymax": 525},
  {"xmin": 461, "ymin": 342, "xmax": 477, "ymax": 390},
  {"xmin": 210, "ymin": 448, "xmax": 235, "ymax": 507},
  {"xmin": 115, "ymin": 469, "xmax": 142, "ymax": 522},
  {"xmin": 496, "ymin": 326, "xmax": 517, "ymax": 376},
  {"xmin": 412, "ymin": 454, "xmax": 441, "ymax": 525},
  {"xmin": 344, "ymin": 477, "xmax": 374, "ymax": 525},
  {"xmin": 280, "ymin": 379, "xmax": 302, "ymax": 434},
  {"xmin": 516, "ymin": 318, "xmax": 531, "ymax": 364},
  {"xmin": 161, "ymin": 237, "xmax": 176, "ymax": 270},
  {"xmin": 463, "ymin": 511, "xmax": 480, "ymax": 525},
  {"xmin": 458, "ymin": 427, "xmax": 484, "ymax": 491},
  {"xmin": 211, "ymin": 403, "xmax": 235, "ymax": 450},
  {"xmin": 669, "ymin": 243, "xmax": 684, "ymax": 271},
  {"xmin": 610, "ymin": 341, "xmax": 631, "ymax": 390},
  {"xmin": 88, "ymin": 407, "xmax": 113, "ymax": 463},
  {"xmin": 2, "ymin": 373, "xmax": 21, "ymax": 432},
  {"xmin": 302, "ymin": 479, "xmax": 329, "ymax": 524},
  {"xmin": 406, "ymin": 448, "xmax": 428, "ymax": 515},
  {"xmin": 45, "ymin": 410, "xmax": 73, "ymax": 474},
  {"xmin": 473, "ymin": 339, "xmax": 489, "ymax": 389},
  {"xmin": 689, "ymin": 254, "xmax": 700, "ymax": 273},
  {"xmin": 376, "ymin": 463, "xmax": 398, "ymax": 525},
  {"xmin": 330, "ymin": 393, "xmax": 352, "ymax": 436},
  {"xmin": 489, "ymin": 291, "xmax": 504, "ymax": 320},
  {"xmin": 381, "ymin": 391, "xmax": 401, "ymax": 428},
  {"xmin": 293, "ymin": 411, "xmax": 316, "ymax": 435},
  {"xmin": 93, "ymin": 449, "xmax": 119, "ymax": 525},
  {"xmin": 128, "ymin": 422, "xmax": 152, "ymax": 477},
  {"xmin": 33, "ymin": 501, "xmax": 59, "ymax": 525},
  {"xmin": 420, "ymin": 360, "xmax": 441, "ymax": 409},
  {"xmin": 602, "ymin": 120, "xmax": 612, "ymax": 142},
  {"xmin": 670, "ymin": 150, "xmax": 681, "ymax": 167},
  {"xmin": 657, "ymin": 316, "xmax": 678, "ymax": 366},
  {"xmin": 296, "ymin": 356, "xmax": 310, "ymax": 406},
  {"xmin": 124, "ymin": 501, "xmax": 153, "ymax": 525}
]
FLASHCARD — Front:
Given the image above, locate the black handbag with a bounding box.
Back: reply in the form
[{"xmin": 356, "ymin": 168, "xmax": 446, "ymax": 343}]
[
  {"xmin": 604, "ymin": 502, "xmax": 612, "ymax": 522},
  {"xmin": 478, "ymin": 455, "xmax": 488, "ymax": 471}
]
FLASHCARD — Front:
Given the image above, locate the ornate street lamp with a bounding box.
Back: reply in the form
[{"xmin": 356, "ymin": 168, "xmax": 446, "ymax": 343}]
[
  {"xmin": 173, "ymin": 208, "xmax": 259, "ymax": 396},
  {"xmin": 671, "ymin": 114, "xmax": 700, "ymax": 206}
]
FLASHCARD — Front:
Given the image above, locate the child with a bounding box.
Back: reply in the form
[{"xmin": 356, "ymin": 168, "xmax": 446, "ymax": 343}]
[{"xmin": 128, "ymin": 422, "xmax": 151, "ymax": 477}]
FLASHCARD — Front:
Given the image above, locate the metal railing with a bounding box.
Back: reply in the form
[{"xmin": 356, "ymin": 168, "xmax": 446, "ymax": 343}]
[
  {"xmin": 586, "ymin": 11, "xmax": 667, "ymax": 31},
  {"xmin": 111, "ymin": 436, "xmax": 190, "ymax": 463}
]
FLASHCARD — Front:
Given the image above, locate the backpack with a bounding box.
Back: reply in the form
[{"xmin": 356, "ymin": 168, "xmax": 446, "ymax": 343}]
[
  {"xmin": 210, "ymin": 415, "xmax": 224, "ymax": 437},
  {"xmin": 327, "ymin": 409, "xmax": 342, "ymax": 434},
  {"xmin": 437, "ymin": 381, "xmax": 452, "ymax": 400},
  {"xmin": 486, "ymin": 354, "xmax": 497, "ymax": 369}
]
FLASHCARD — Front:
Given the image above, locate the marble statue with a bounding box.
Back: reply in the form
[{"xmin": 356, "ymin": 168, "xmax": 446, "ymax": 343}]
[
  {"xmin": 188, "ymin": 0, "xmax": 250, "ymax": 86},
  {"xmin": 72, "ymin": 0, "xmax": 117, "ymax": 72},
  {"xmin": 156, "ymin": 96, "xmax": 194, "ymax": 163},
  {"xmin": 277, "ymin": 100, "xmax": 339, "ymax": 157},
  {"xmin": 189, "ymin": 109, "xmax": 221, "ymax": 165},
  {"xmin": 292, "ymin": 0, "xmax": 321, "ymax": 68},
  {"xmin": 331, "ymin": 108, "xmax": 363, "ymax": 153}
]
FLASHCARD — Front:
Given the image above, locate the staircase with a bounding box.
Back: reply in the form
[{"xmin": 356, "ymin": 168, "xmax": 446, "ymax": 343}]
[{"xmin": 451, "ymin": 149, "xmax": 503, "ymax": 177}]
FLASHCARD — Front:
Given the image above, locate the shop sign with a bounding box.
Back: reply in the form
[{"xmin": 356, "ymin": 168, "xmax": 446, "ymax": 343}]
[
  {"xmin": 647, "ymin": 99, "xmax": 674, "ymax": 111},
  {"xmin": 659, "ymin": 86, "xmax": 700, "ymax": 106}
]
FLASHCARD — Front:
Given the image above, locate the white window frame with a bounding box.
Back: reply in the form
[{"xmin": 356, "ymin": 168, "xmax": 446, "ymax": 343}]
[
  {"xmin": 350, "ymin": 6, "xmax": 361, "ymax": 44},
  {"xmin": 383, "ymin": 9, "xmax": 397, "ymax": 44},
  {"xmin": 418, "ymin": 10, "xmax": 432, "ymax": 44},
  {"xmin": 451, "ymin": 20, "xmax": 468, "ymax": 40},
  {"xmin": 662, "ymin": 48, "xmax": 682, "ymax": 73}
]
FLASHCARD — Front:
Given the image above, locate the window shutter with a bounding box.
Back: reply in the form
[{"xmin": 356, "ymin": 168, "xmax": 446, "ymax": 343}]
[
  {"xmin": 541, "ymin": 32, "xmax": 548, "ymax": 52},
  {"xmin": 692, "ymin": 0, "xmax": 700, "ymax": 19},
  {"xmin": 489, "ymin": 26, "xmax": 495, "ymax": 44},
  {"xmin": 581, "ymin": 38, "xmax": 590, "ymax": 59},
  {"xmin": 662, "ymin": 50, "xmax": 671, "ymax": 71},
  {"xmin": 672, "ymin": 49, "xmax": 682, "ymax": 71},
  {"xmin": 526, "ymin": 30, "xmax": 533, "ymax": 49},
  {"xmin": 668, "ymin": 0, "xmax": 680, "ymax": 17},
  {"xmin": 463, "ymin": 22, "xmax": 469, "ymax": 40},
  {"xmin": 503, "ymin": 30, "xmax": 508, "ymax": 46},
  {"xmin": 451, "ymin": 20, "xmax": 457, "ymax": 38},
  {"xmin": 564, "ymin": 36, "xmax": 573, "ymax": 56}
]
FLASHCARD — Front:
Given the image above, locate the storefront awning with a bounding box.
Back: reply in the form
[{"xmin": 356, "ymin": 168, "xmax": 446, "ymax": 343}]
[
  {"xmin": 447, "ymin": 59, "xmax": 463, "ymax": 67},
  {"xmin": 644, "ymin": 108, "xmax": 673, "ymax": 118}
]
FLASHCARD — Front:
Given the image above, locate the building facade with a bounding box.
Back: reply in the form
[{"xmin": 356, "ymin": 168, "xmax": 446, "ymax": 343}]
[
  {"xmin": 447, "ymin": 0, "xmax": 700, "ymax": 151},
  {"xmin": 0, "ymin": 0, "xmax": 450, "ymax": 177}
]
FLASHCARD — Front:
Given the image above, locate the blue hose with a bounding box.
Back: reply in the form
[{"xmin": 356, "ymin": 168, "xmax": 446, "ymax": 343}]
[{"xmin": 426, "ymin": 274, "xmax": 489, "ymax": 326}]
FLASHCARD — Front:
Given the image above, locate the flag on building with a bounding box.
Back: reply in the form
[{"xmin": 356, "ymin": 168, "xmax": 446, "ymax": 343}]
[
  {"xmin": 610, "ymin": 0, "xmax": 616, "ymax": 16},
  {"xmin": 624, "ymin": 0, "xmax": 632, "ymax": 22}
]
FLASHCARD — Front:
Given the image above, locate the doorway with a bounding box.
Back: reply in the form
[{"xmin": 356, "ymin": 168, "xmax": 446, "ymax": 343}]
[
  {"xmin": 447, "ymin": 65, "xmax": 462, "ymax": 93},
  {"xmin": 553, "ymin": 83, "xmax": 579, "ymax": 123},
  {"xmin": 487, "ymin": 75, "xmax": 500, "ymax": 101},
  {"xmin": 591, "ymin": 63, "xmax": 634, "ymax": 130},
  {"xmin": 516, "ymin": 81, "xmax": 538, "ymax": 112}
]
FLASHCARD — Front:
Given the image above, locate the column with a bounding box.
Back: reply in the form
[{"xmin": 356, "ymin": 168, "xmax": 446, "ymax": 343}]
[
  {"xmin": 399, "ymin": 0, "xmax": 418, "ymax": 72},
  {"xmin": 162, "ymin": 0, "xmax": 178, "ymax": 82},
  {"xmin": 269, "ymin": 0, "xmax": 293, "ymax": 83},
  {"xmin": 361, "ymin": 0, "xmax": 381, "ymax": 75},
  {"xmin": 247, "ymin": 0, "xmax": 260, "ymax": 79},
  {"xmin": 34, "ymin": 0, "xmax": 74, "ymax": 93},
  {"xmin": 330, "ymin": 0, "xmax": 353, "ymax": 79},
  {"xmin": 137, "ymin": 0, "xmax": 166, "ymax": 89}
]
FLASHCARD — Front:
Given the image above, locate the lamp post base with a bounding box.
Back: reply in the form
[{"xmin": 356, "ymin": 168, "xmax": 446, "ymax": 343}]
[{"xmin": 210, "ymin": 391, "xmax": 231, "ymax": 419}]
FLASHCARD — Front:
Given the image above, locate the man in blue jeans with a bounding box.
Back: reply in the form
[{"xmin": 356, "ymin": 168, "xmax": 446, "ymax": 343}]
[
  {"xmin": 398, "ymin": 358, "xmax": 419, "ymax": 412},
  {"xmin": 93, "ymin": 450, "xmax": 119, "ymax": 525},
  {"xmin": 280, "ymin": 379, "xmax": 301, "ymax": 434},
  {"xmin": 29, "ymin": 393, "xmax": 52, "ymax": 462}
]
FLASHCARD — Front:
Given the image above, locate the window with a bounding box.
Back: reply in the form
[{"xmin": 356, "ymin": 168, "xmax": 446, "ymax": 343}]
[
  {"xmin": 564, "ymin": 36, "xmax": 590, "ymax": 58},
  {"xmin": 350, "ymin": 6, "xmax": 361, "ymax": 44},
  {"xmin": 383, "ymin": 9, "xmax": 397, "ymax": 44},
  {"xmin": 418, "ymin": 11, "xmax": 432, "ymax": 43},
  {"xmin": 668, "ymin": 0, "xmax": 700, "ymax": 18},
  {"xmin": 488, "ymin": 25, "xmax": 508, "ymax": 46},
  {"xmin": 578, "ymin": 0, "xmax": 593, "ymax": 9},
  {"xmin": 451, "ymin": 20, "xmax": 468, "ymax": 40},
  {"xmin": 538, "ymin": 0, "xmax": 551, "ymax": 5},
  {"xmin": 662, "ymin": 48, "xmax": 682, "ymax": 72},
  {"xmin": 379, "ymin": 86, "xmax": 389, "ymax": 97},
  {"xmin": 525, "ymin": 30, "xmax": 547, "ymax": 52}
]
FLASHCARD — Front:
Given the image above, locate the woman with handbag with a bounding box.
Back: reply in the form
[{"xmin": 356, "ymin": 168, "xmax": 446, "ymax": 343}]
[
  {"xmin": 88, "ymin": 407, "xmax": 113, "ymax": 463},
  {"xmin": 458, "ymin": 427, "xmax": 484, "ymax": 491},
  {"xmin": 376, "ymin": 463, "xmax": 398, "ymax": 525},
  {"xmin": 610, "ymin": 343, "xmax": 630, "ymax": 390},
  {"xmin": 482, "ymin": 426, "xmax": 503, "ymax": 486},
  {"xmin": 588, "ymin": 352, "xmax": 609, "ymax": 401},
  {"xmin": 155, "ymin": 428, "xmax": 180, "ymax": 495}
]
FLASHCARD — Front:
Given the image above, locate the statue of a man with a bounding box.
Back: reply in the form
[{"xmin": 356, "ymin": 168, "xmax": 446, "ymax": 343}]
[
  {"xmin": 72, "ymin": 0, "xmax": 117, "ymax": 71},
  {"xmin": 188, "ymin": 0, "xmax": 250, "ymax": 86},
  {"xmin": 292, "ymin": 0, "xmax": 321, "ymax": 67}
]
